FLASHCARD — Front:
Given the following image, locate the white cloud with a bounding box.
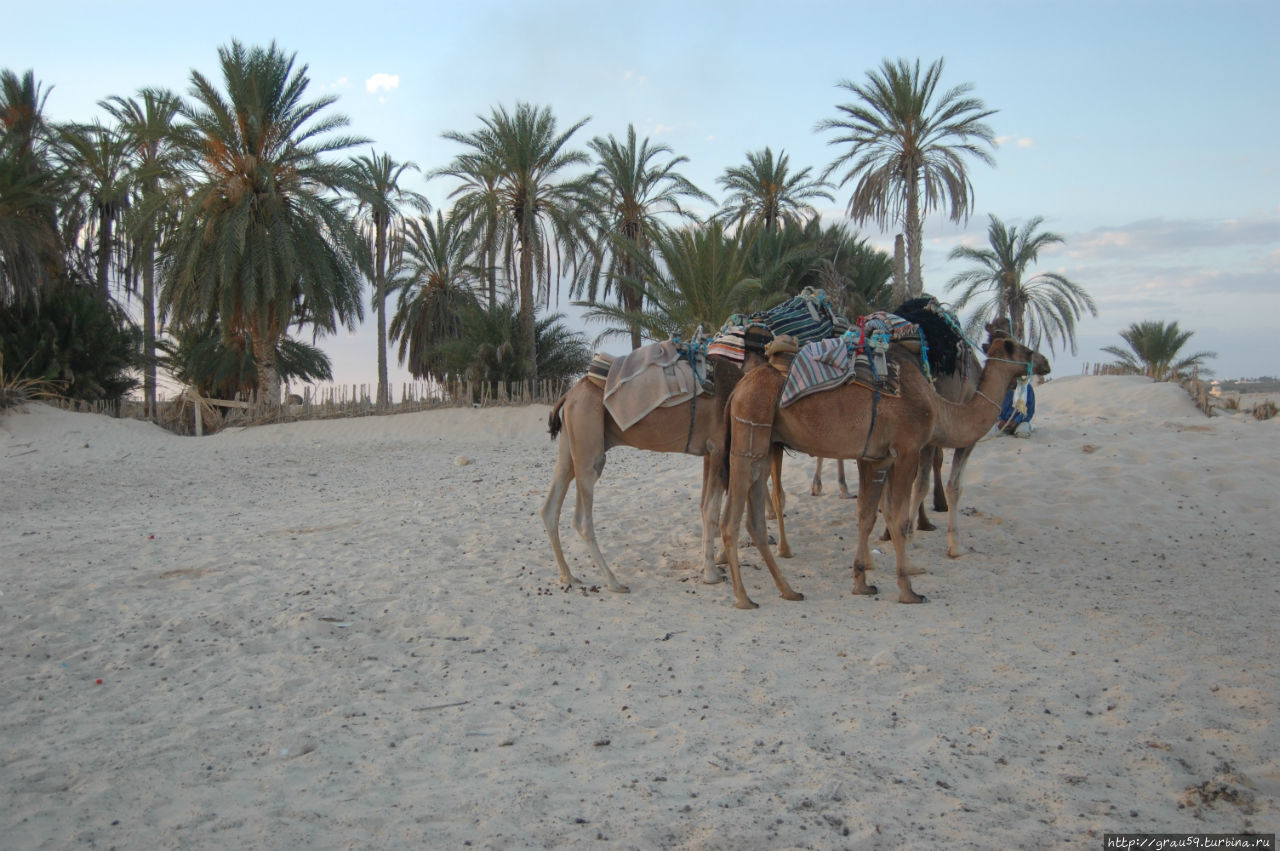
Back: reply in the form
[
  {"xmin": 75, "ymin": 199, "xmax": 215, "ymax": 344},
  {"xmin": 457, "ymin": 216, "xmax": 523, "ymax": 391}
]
[
  {"xmin": 996, "ymin": 135, "xmax": 1034, "ymax": 149},
  {"xmin": 365, "ymin": 73, "xmax": 400, "ymax": 94}
]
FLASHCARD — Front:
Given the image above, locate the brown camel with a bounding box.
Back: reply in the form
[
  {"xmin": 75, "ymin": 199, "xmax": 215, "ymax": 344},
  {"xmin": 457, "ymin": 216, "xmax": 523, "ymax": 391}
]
[
  {"xmin": 810, "ymin": 335, "xmax": 999, "ymax": 560},
  {"xmin": 715, "ymin": 335, "xmax": 1050, "ymax": 609},
  {"xmin": 541, "ymin": 351, "xmax": 784, "ymax": 592}
]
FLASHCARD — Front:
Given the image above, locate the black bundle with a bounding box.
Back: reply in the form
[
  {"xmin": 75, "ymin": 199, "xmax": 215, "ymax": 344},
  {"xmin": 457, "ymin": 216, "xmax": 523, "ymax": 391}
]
[{"xmin": 891, "ymin": 296, "xmax": 967, "ymax": 377}]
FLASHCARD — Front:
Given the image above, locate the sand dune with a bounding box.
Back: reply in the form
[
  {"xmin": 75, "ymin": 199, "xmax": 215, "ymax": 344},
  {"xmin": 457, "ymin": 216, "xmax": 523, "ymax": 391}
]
[{"xmin": 1, "ymin": 374, "xmax": 1276, "ymax": 848}]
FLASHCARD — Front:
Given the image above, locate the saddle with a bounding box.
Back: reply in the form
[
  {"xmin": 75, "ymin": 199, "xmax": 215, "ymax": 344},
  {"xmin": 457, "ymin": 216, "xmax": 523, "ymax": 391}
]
[
  {"xmin": 779, "ymin": 337, "xmax": 902, "ymax": 408},
  {"xmin": 599, "ymin": 339, "xmax": 709, "ymax": 431}
]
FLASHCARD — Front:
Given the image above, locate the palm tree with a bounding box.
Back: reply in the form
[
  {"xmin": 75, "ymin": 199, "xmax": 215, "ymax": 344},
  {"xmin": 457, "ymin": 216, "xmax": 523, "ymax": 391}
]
[
  {"xmin": 581, "ymin": 220, "xmax": 761, "ymax": 344},
  {"xmin": 347, "ymin": 149, "xmax": 428, "ymax": 408},
  {"xmin": 53, "ymin": 120, "xmax": 134, "ymax": 299},
  {"xmin": 1101, "ymin": 320, "xmax": 1216, "ymax": 381},
  {"xmin": 946, "ymin": 214, "xmax": 1097, "ymax": 355},
  {"xmin": 162, "ymin": 40, "xmax": 367, "ymax": 404},
  {"xmin": 793, "ymin": 219, "xmax": 895, "ymax": 317},
  {"xmin": 817, "ymin": 57, "xmax": 997, "ymax": 299},
  {"xmin": 716, "ymin": 147, "xmax": 833, "ymax": 235},
  {"xmin": 1, "ymin": 70, "xmax": 62, "ymax": 305},
  {"xmin": 431, "ymin": 150, "xmax": 508, "ymax": 308},
  {"xmin": 390, "ymin": 209, "xmax": 481, "ymax": 382},
  {"xmin": 447, "ymin": 302, "xmax": 590, "ymax": 393},
  {"xmin": 575, "ymin": 124, "xmax": 711, "ymax": 350},
  {"xmin": 157, "ymin": 321, "xmax": 334, "ymax": 400},
  {"xmin": 101, "ymin": 87, "xmax": 188, "ymax": 418},
  {"xmin": 0, "ymin": 136, "xmax": 61, "ymax": 306},
  {"xmin": 437, "ymin": 103, "xmax": 593, "ymax": 380}
]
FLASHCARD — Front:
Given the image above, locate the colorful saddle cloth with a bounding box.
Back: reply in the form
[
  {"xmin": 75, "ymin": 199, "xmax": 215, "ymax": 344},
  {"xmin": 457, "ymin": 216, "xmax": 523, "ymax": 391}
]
[
  {"xmin": 779, "ymin": 337, "xmax": 903, "ymax": 408},
  {"xmin": 754, "ymin": 287, "xmax": 851, "ymax": 345},
  {"xmin": 602, "ymin": 341, "xmax": 705, "ymax": 431}
]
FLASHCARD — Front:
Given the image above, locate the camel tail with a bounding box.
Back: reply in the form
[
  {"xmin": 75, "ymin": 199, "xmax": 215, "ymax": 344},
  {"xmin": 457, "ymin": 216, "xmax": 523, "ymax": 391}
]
[{"xmin": 548, "ymin": 393, "xmax": 568, "ymax": 440}]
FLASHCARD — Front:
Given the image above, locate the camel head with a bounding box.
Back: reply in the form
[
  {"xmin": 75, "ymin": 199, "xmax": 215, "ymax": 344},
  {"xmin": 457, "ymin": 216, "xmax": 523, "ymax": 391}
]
[
  {"xmin": 984, "ymin": 318, "xmax": 1013, "ymax": 342},
  {"xmin": 981, "ymin": 336, "xmax": 1051, "ymax": 377}
]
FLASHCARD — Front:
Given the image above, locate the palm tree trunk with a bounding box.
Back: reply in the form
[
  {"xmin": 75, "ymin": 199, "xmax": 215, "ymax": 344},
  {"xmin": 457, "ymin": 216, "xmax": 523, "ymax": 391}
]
[
  {"xmin": 621, "ymin": 227, "xmax": 643, "ymax": 350},
  {"xmin": 253, "ymin": 329, "xmax": 281, "ymax": 407},
  {"xmin": 375, "ymin": 216, "xmax": 389, "ymax": 409},
  {"xmin": 97, "ymin": 207, "xmax": 112, "ymax": 299},
  {"xmin": 905, "ymin": 176, "xmax": 923, "ymax": 297},
  {"xmin": 892, "ymin": 234, "xmax": 907, "ymax": 304},
  {"xmin": 486, "ymin": 217, "xmax": 497, "ymax": 308},
  {"xmin": 519, "ymin": 235, "xmax": 537, "ymax": 384},
  {"xmin": 142, "ymin": 248, "xmax": 157, "ymax": 420}
]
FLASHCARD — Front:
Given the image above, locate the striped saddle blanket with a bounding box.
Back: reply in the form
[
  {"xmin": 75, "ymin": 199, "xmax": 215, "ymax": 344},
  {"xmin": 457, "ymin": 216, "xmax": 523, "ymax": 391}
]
[{"xmin": 780, "ymin": 337, "xmax": 902, "ymax": 408}]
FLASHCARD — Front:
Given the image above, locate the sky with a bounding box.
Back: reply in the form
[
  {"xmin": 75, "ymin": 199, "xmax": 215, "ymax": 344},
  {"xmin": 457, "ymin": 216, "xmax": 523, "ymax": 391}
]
[{"xmin": 5, "ymin": 0, "xmax": 1279, "ymax": 385}]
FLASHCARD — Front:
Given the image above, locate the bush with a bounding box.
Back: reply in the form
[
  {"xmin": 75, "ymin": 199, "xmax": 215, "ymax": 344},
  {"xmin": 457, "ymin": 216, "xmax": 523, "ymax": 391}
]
[{"xmin": 0, "ymin": 284, "xmax": 141, "ymax": 403}]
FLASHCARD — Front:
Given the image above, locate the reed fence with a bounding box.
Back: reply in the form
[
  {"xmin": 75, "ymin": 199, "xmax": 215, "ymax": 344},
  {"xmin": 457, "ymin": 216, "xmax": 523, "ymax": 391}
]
[{"xmin": 49, "ymin": 378, "xmax": 570, "ymax": 435}]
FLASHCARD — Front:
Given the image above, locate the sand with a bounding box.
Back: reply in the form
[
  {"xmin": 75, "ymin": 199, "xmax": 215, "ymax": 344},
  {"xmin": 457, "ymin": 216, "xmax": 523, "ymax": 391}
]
[{"xmin": 1, "ymin": 374, "xmax": 1276, "ymax": 849}]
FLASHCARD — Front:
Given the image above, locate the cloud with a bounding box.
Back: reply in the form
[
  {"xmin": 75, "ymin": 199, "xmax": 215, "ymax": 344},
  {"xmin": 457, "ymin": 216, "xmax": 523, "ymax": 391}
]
[
  {"xmin": 365, "ymin": 73, "xmax": 400, "ymax": 94},
  {"xmin": 1068, "ymin": 215, "xmax": 1280, "ymax": 260},
  {"xmin": 995, "ymin": 135, "xmax": 1034, "ymax": 149},
  {"xmin": 318, "ymin": 76, "xmax": 352, "ymax": 92},
  {"xmin": 623, "ymin": 70, "xmax": 647, "ymax": 85}
]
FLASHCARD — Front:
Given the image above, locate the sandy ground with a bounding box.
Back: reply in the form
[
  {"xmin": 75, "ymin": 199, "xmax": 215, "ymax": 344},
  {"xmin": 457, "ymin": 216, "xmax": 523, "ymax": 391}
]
[{"xmin": 1, "ymin": 374, "xmax": 1277, "ymax": 849}]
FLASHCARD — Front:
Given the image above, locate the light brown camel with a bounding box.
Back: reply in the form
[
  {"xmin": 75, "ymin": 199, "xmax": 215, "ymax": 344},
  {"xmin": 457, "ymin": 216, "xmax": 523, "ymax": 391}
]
[
  {"xmin": 715, "ymin": 335, "xmax": 1050, "ymax": 609},
  {"xmin": 793, "ymin": 344, "xmax": 981, "ymax": 540},
  {"xmin": 541, "ymin": 351, "xmax": 786, "ymax": 592},
  {"xmin": 809, "ymin": 338, "xmax": 994, "ymax": 559}
]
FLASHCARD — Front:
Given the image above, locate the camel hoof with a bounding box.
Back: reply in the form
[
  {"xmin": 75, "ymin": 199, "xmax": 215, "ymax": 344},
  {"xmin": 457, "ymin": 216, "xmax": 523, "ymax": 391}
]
[
  {"xmin": 933, "ymin": 501, "xmax": 948, "ymax": 513},
  {"xmin": 734, "ymin": 598, "xmax": 759, "ymax": 610},
  {"xmin": 608, "ymin": 583, "xmax": 630, "ymax": 594},
  {"xmin": 907, "ymin": 566, "xmax": 927, "ymax": 576},
  {"xmin": 900, "ymin": 593, "xmax": 926, "ymax": 604},
  {"xmin": 701, "ymin": 568, "xmax": 725, "ymax": 585},
  {"xmin": 839, "ymin": 491, "xmax": 855, "ymax": 500},
  {"xmin": 777, "ymin": 546, "xmax": 793, "ymax": 559},
  {"xmin": 853, "ymin": 584, "xmax": 878, "ymax": 596},
  {"xmin": 810, "ymin": 485, "xmax": 822, "ymax": 497},
  {"xmin": 782, "ymin": 591, "xmax": 805, "ymax": 602},
  {"xmin": 917, "ymin": 519, "xmax": 937, "ymax": 532}
]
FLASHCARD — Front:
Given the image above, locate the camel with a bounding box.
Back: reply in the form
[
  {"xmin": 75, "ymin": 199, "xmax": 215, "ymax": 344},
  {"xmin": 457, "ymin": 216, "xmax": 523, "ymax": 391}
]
[
  {"xmin": 542, "ymin": 350, "xmax": 784, "ymax": 592},
  {"xmin": 809, "ymin": 324, "xmax": 993, "ymax": 560},
  {"xmin": 715, "ymin": 334, "xmax": 1050, "ymax": 609}
]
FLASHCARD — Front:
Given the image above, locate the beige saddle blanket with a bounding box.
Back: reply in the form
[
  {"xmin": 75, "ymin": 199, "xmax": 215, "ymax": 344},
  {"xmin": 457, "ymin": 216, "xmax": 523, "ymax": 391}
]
[{"xmin": 603, "ymin": 341, "xmax": 700, "ymax": 431}]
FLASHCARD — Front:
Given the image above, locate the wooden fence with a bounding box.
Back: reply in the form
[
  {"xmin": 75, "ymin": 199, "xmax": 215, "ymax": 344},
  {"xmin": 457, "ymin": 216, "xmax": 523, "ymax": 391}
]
[{"xmin": 49, "ymin": 378, "xmax": 570, "ymax": 434}]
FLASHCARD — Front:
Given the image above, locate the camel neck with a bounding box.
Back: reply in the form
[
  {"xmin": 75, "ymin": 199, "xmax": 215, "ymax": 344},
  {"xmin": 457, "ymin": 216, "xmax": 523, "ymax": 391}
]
[{"xmin": 932, "ymin": 359, "xmax": 1026, "ymax": 448}]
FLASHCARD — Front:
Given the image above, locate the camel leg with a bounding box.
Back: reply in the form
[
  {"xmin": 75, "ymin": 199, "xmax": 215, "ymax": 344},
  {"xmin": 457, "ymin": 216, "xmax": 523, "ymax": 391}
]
[
  {"xmin": 913, "ymin": 445, "xmax": 938, "ymax": 532},
  {"xmin": 539, "ymin": 429, "xmax": 581, "ymax": 587},
  {"xmin": 745, "ymin": 469, "xmax": 804, "ymax": 603},
  {"xmin": 944, "ymin": 444, "xmax": 976, "ymax": 558},
  {"xmin": 568, "ymin": 451, "xmax": 630, "ymax": 593},
  {"xmin": 850, "ymin": 460, "xmax": 886, "ymax": 596},
  {"xmin": 770, "ymin": 445, "xmax": 792, "ymax": 558},
  {"xmin": 721, "ymin": 449, "xmax": 761, "ymax": 610},
  {"xmin": 836, "ymin": 459, "xmax": 852, "ymax": 499},
  {"xmin": 699, "ymin": 454, "xmax": 725, "ymax": 584},
  {"xmin": 931, "ymin": 448, "xmax": 948, "ymax": 512},
  {"xmin": 880, "ymin": 451, "xmax": 933, "ymax": 547},
  {"xmin": 550, "ymin": 413, "xmax": 628, "ymax": 593},
  {"xmin": 884, "ymin": 454, "xmax": 927, "ymax": 603},
  {"xmin": 810, "ymin": 457, "xmax": 823, "ymax": 496}
]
